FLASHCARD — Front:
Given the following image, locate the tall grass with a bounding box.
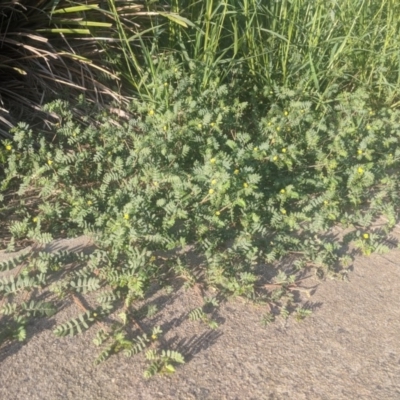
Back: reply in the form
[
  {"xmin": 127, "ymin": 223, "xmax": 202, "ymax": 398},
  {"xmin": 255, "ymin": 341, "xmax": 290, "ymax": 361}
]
[{"xmin": 133, "ymin": 0, "xmax": 400, "ymax": 102}]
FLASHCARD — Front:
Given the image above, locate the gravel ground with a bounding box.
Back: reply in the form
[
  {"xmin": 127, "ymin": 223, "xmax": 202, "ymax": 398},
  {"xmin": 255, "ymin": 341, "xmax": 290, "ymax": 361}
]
[{"xmin": 1, "ymin": 236, "xmax": 400, "ymax": 400}]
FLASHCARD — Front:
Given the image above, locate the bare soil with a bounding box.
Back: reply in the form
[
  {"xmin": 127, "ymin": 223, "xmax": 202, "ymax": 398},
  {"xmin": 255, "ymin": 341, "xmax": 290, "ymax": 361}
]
[{"xmin": 0, "ymin": 236, "xmax": 399, "ymax": 400}]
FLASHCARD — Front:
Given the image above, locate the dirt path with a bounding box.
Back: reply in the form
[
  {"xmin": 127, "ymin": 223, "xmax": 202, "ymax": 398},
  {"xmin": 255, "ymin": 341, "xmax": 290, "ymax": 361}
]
[{"xmin": 0, "ymin": 237, "xmax": 399, "ymax": 400}]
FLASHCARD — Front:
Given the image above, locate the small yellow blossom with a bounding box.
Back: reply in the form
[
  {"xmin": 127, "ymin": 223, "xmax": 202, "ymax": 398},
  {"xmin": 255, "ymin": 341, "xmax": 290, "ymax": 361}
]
[
  {"xmin": 273, "ymin": 155, "xmax": 278, "ymax": 161},
  {"xmin": 366, "ymin": 125, "xmax": 371, "ymax": 130},
  {"xmin": 33, "ymin": 217, "xmax": 38, "ymax": 223},
  {"xmin": 93, "ymin": 313, "xmax": 97, "ymax": 317},
  {"xmin": 280, "ymin": 189, "xmax": 285, "ymax": 194},
  {"xmin": 324, "ymin": 200, "xmax": 329, "ymax": 205},
  {"xmin": 363, "ymin": 233, "xmax": 369, "ymax": 239},
  {"xmin": 124, "ymin": 213, "xmax": 130, "ymax": 220},
  {"xmin": 281, "ymin": 209, "xmax": 287, "ymax": 215},
  {"xmin": 210, "ymin": 122, "xmax": 215, "ymax": 127},
  {"xmin": 358, "ymin": 150, "xmax": 363, "ymax": 155},
  {"xmin": 210, "ymin": 158, "xmax": 216, "ymax": 164},
  {"xmin": 151, "ymin": 334, "xmax": 157, "ymax": 340},
  {"xmin": 87, "ymin": 200, "xmax": 92, "ymax": 205},
  {"xmin": 47, "ymin": 160, "xmax": 53, "ymax": 165},
  {"xmin": 253, "ymin": 147, "xmax": 258, "ymax": 152},
  {"xmin": 284, "ymin": 111, "xmax": 288, "ymax": 116},
  {"xmin": 5, "ymin": 145, "xmax": 12, "ymax": 151},
  {"xmin": 215, "ymin": 211, "xmax": 220, "ymax": 216},
  {"xmin": 164, "ymin": 82, "xmax": 168, "ymax": 87},
  {"xmin": 268, "ymin": 122, "xmax": 272, "ymax": 126},
  {"xmin": 153, "ymin": 181, "xmax": 159, "ymax": 186},
  {"xmin": 281, "ymin": 148, "xmax": 287, "ymax": 153},
  {"xmin": 243, "ymin": 183, "xmax": 249, "ymax": 188},
  {"xmin": 198, "ymin": 123, "xmax": 202, "ymax": 128},
  {"xmin": 163, "ymin": 126, "xmax": 167, "ymax": 131},
  {"xmin": 149, "ymin": 110, "xmax": 154, "ymax": 116},
  {"xmin": 150, "ymin": 256, "xmax": 156, "ymax": 262},
  {"xmin": 277, "ymin": 127, "xmax": 280, "ymax": 131},
  {"xmin": 211, "ymin": 179, "xmax": 217, "ymax": 185},
  {"xmin": 357, "ymin": 167, "xmax": 364, "ymax": 174},
  {"xmin": 234, "ymin": 169, "xmax": 240, "ymax": 175},
  {"xmin": 209, "ymin": 189, "xmax": 214, "ymax": 194}
]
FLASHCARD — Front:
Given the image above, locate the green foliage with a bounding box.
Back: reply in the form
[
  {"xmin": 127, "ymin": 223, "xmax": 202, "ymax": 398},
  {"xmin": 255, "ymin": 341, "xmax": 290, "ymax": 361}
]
[
  {"xmin": 188, "ymin": 305, "xmax": 218, "ymax": 329},
  {"xmin": 0, "ymin": 59, "xmax": 399, "ymax": 376},
  {"xmin": 53, "ymin": 311, "xmax": 98, "ymax": 337},
  {"xmin": 144, "ymin": 349, "xmax": 185, "ymax": 378}
]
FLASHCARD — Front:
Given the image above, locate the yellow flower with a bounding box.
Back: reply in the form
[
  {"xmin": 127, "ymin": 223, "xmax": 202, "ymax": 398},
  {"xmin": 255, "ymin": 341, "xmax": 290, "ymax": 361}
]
[
  {"xmin": 149, "ymin": 110, "xmax": 154, "ymax": 116},
  {"xmin": 87, "ymin": 200, "xmax": 92, "ymax": 205},
  {"xmin": 47, "ymin": 160, "xmax": 53, "ymax": 165},
  {"xmin": 198, "ymin": 123, "xmax": 202, "ymax": 128},
  {"xmin": 280, "ymin": 189, "xmax": 285, "ymax": 194},
  {"xmin": 234, "ymin": 169, "xmax": 240, "ymax": 175},
  {"xmin": 363, "ymin": 233, "xmax": 369, "ymax": 239},
  {"xmin": 210, "ymin": 158, "xmax": 216, "ymax": 164},
  {"xmin": 151, "ymin": 334, "xmax": 157, "ymax": 340},
  {"xmin": 366, "ymin": 125, "xmax": 371, "ymax": 130},
  {"xmin": 357, "ymin": 167, "xmax": 364, "ymax": 174},
  {"xmin": 163, "ymin": 126, "xmax": 167, "ymax": 131},
  {"xmin": 284, "ymin": 111, "xmax": 288, "ymax": 116},
  {"xmin": 324, "ymin": 200, "xmax": 329, "ymax": 205},
  {"xmin": 277, "ymin": 127, "xmax": 280, "ymax": 131},
  {"xmin": 93, "ymin": 313, "xmax": 97, "ymax": 317},
  {"xmin": 281, "ymin": 209, "xmax": 287, "ymax": 214},
  {"xmin": 243, "ymin": 182, "xmax": 249, "ymax": 188},
  {"xmin": 268, "ymin": 122, "xmax": 272, "ymax": 126},
  {"xmin": 281, "ymin": 148, "xmax": 286, "ymax": 153},
  {"xmin": 358, "ymin": 150, "xmax": 363, "ymax": 155},
  {"xmin": 164, "ymin": 82, "xmax": 168, "ymax": 87},
  {"xmin": 124, "ymin": 213, "xmax": 130, "ymax": 220},
  {"xmin": 33, "ymin": 217, "xmax": 38, "ymax": 223},
  {"xmin": 215, "ymin": 211, "xmax": 220, "ymax": 216},
  {"xmin": 5, "ymin": 145, "xmax": 12, "ymax": 151},
  {"xmin": 210, "ymin": 122, "xmax": 215, "ymax": 127},
  {"xmin": 153, "ymin": 181, "xmax": 159, "ymax": 186},
  {"xmin": 209, "ymin": 189, "xmax": 214, "ymax": 194},
  {"xmin": 273, "ymin": 155, "xmax": 278, "ymax": 161},
  {"xmin": 253, "ymin": 147, "xmax": 258, "ymax": 152},
  {"xmin": 211, "ymin": 179, "xmax": 217, "ymax": 185},
  {"xmin": 150, "ymin": 256, "xmax": 156, "ymax": 262}
]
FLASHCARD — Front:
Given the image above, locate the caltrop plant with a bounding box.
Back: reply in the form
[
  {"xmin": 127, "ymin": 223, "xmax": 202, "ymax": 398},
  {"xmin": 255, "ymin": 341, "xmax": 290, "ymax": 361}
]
[{"xmin": 1, "ymin": 59, "xmax": 399, "ymax": 376}]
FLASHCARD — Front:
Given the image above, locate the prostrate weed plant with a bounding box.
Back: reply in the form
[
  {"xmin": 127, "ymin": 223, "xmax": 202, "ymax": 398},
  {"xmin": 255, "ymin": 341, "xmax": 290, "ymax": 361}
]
[
  {"xmin": 1, "ymin": 60, "xmax": 399, "ymax": 376},
  {"xmin": 1, "ymin": 0, "xmax": 400, "ymax": 379}
]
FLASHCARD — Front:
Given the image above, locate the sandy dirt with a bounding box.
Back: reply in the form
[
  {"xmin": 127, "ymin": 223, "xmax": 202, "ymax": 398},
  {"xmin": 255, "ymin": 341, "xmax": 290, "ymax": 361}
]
[{"xmin": 0, "ymin": 235, "xmax": 399, "ymax": 400}]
